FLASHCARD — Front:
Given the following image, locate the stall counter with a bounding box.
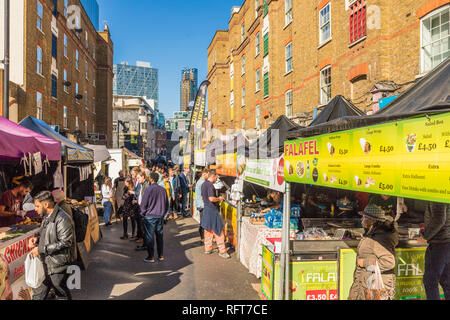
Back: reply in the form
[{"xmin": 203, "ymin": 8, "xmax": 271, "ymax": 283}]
[{"xmin": 261, "ymin": 240, "xmax": 442, "ymax": 300}]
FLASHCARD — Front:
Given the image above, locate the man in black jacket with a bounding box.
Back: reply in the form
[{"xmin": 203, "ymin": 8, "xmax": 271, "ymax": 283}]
[{"xmin": 29, "ymin": 191, "xmax": 76, "ymax": 300}]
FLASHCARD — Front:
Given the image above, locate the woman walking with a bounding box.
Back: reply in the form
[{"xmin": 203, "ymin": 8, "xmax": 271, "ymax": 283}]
[
  {"xmin": 120, "ymin": 178, "xmax": 137, "ymax": 239},
  {"xmin": 102, "ymin": 177, "xmax": 114, "ymax": 226},
  {"xmin": 348, "ymin": 204, "xmax": 399, "ymax": 300}
]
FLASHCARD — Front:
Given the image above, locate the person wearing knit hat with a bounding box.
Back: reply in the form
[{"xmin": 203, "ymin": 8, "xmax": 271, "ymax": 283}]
[{"xmin": 349, "ymin": 204, "xmax": 399, "ymax": 300}]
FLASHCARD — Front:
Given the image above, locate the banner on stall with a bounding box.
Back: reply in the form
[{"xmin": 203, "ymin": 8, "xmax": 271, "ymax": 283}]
[
  {"xmin": 261, "ymin": 245, "xmax": 274, "ymax": 300},
  {"xmin": 245, "ymin": 156, "xmax": 285, "ymax": 192},
  {"xmin": 339, "ymin": 248, "xmax": 444, "ymax": 300},
  {"xmin": 284, "ymin": 113, "xmax": 450, "ymax": 203},
  {"xmin": 194, "ymin": 149, "xmax": 206, "ymax": 167},
  {"xmin": 274, "ymin": 260, "xmax": 338, "ymax": 300},
  {"xmin": 216, "ymin": 153, "xmax": 237, "ymax": 177}
]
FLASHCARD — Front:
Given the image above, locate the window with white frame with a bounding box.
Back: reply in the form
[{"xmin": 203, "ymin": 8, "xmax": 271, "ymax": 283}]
[
  {"xmin": 37, "ymin": 45, "xmax": 43, "ymax": 75},
  {"xmin": 285, "ymin": 0, "xmax": 292, "ymax": 26},
  {"xmin": 230, "ymin": 62, "xmax": 234, "ymax": 78},
  {"xmin": 36, "ymin": 92, "xmax": 43, "ymax": 119},
  {"xmin": 320, "ymin": 66, "xmax": 331, "ymax": 105},
  {"xmin": 256, "ymin": 32, "xmax": 260, "ymax": 56},
  {"xmin": 241, "ymin": 23, "xmax": 246, "ymax": 43},
  {"xmin": 85, "ymin": 120, "xmax": 88, "ymax": 135},
  {"xmin": 37, "ymin": 1, "xmax": 43, "ymax": 31},
  {"xmin": 85, "ymin": 61, "xmax": 89, "ymax": 79},
  {"xmin": 63, "ymin": 106, "xmax": 68, "ymax": 128},
  {"xmin": 256, "ymin": 69, "xmax": 261, "ymax": 92},
  {"xmin": 285, "ymin": 89, "xmax": 293, "ymax": 117},
  {"xmin": 255, "ymin": 0, "xmax": 259, "ymax": 18},
  {"xmin": 242, "ymin": 86, "xmax": 246, "ymax": 106},
  {"xmin": 75, "ymin": 116, "xmax": 79, "ymax": 129},
  {"xmin": 242, "ymin": 118, "xmax": 246, "ymax": 129},
  {"xmin": 64, "ymin": 69, "xmax": 68, "ymax": 92},
  {"xmin": 319, "ymin": 3, "xmax": 331, "ymax": 45},
  {"xmin": 241, "ymin": 55, "xmax": 246, "ymax": 75},
  {"xmin": 421, "ymin": 5, "xmax": 450, "ymax": 73},
  {"xmin": 64, "ymin": 34, "xmax": 68, "ymax": 57},
  {"xmin": 85, "ymin": 31, "xmax": 89, "ymax": 49},
  {"xmin": 255, "ymin": 105, "xmax": 261, "ymax": 130},
  {"xmin": 93, "ymin": 74, "xmax": 95, "ymax": 87},
  {"xmin": 285, "ymin": 42, "xmax": 293, "ymax": 73},
  {"xmin": 75, "ymin": 50, "xmax": 79, "ymax": 69},
  {"xmin": 85, "ymin": 90, "xmax": 88, "ymax": 108}
]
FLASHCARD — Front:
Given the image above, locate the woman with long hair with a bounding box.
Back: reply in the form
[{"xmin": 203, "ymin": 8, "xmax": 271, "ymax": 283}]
[
  {"xmin": 101, "ymin": 177, "xmax": 113, "ymax": 226},
  {"xmin": 348, "ymin": 204, "xmax": 399, "ymax": 300},
  {"xmin": 120, "ymin": 177, "xmax": 137, "ymax": 239}
]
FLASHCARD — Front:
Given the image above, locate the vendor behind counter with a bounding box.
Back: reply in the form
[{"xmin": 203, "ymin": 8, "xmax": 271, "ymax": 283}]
[{"xmin": 0, "ymin": 180, "xmax": 33, "ymax": 227}]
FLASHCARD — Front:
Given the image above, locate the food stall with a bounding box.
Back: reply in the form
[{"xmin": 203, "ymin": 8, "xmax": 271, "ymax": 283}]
[
  {"xmin": 270, "ymin": 59, "xmax": 450, "ymax": 300},
  {"xmin": 0, "ymin": 116, "xmax": 61, "ymax": 300},
  {"xmin": 19, "ymin": 117, "xmax": 95, "ymax": 202},
  {"xmin": 215, "ymin": 133, "xmax": 249, "ymax": 249},
  {"xmin": 238, "ymin": 116, "xmax": 302, "ymax": 277}
]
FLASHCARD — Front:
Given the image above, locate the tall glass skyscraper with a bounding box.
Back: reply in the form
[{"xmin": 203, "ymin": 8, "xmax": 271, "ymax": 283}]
[
  {"xmin": 80, "ymin": 0, "xmax": 99, "ymax": 30},
  {"xmin": 180, "ymin": 68, "xmax": 198, "ymax": 112},
  {"xmin": 113, "ymin": 61, "xmax": 159, "ymax": 109}
]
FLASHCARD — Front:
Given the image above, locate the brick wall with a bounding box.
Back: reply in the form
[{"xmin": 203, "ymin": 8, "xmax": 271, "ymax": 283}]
[{"xmin": 207, "ymin": 0, "xmax": 447, "ymax": 133}]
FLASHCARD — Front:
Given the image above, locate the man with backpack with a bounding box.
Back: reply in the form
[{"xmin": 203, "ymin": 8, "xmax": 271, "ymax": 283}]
[{"xmin": 29, "ymin": 191, "xmax": 76, "ymax": 300}]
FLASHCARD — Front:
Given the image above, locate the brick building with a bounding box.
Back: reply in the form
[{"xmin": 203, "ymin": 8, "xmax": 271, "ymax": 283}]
[
  {"xmin": 0, "ymin": 0, "xmax": 114, "ymax": 146},
  {"xmin": 207, "ymin": 0, "xmax": 449, "ymax": 133}
]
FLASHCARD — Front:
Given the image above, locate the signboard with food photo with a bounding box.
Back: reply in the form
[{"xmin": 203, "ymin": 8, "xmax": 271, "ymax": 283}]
[{"xmin": 284, "ymin": 113, "xmax": 450, "ymax": 204}]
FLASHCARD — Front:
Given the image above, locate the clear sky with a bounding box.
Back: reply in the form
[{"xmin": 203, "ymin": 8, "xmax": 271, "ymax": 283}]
[{"xmin": 97, "ymin": 0, "xmax": 243, "ymax": 119}]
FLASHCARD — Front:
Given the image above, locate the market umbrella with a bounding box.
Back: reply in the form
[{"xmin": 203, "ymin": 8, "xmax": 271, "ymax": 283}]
[
  {"xmin": 0, "ymin": 116, "xmax": 61, "ymax": 161},
  {"xmin": 249, "ymin": 115, "xmax": 302, "ymax": 159},
  {"xmin": 309, "ymin": 95, "xmax": 365, "ymax": 126},
  {"xmin": 19, "ymin": 116, "xmax": 93, "ymax": 163}
]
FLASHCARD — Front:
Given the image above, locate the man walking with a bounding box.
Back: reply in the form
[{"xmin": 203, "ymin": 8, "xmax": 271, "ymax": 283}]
[
  {"xmin": 421, "ymin": 202, "xmax": 449, "ymax": 300},
  {"xmin": 135, "ymin": 172, "xmax": 150, "ymax": 250},
  {"xmin": 201, "ymin": 170, "xmax": 230, "ymax": 259},
  {"xmin": 140, "ymin": 172, "xmax": 169, "ymax": 263},
  {"xmin": 179, "ymin": 167, "xmax": 191, "ymax": 218},
  {"xmin": 29, "ymin": 191, "xmax": 76, "ymax": 300},
  {"xmin": 195, "ymin": 169, "xmax": 209, "ymax": 243}
]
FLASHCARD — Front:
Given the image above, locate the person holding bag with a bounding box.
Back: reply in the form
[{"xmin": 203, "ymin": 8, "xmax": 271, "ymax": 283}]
[
  {"xmin": 348, "ymin": 204, "xmax": 399, "ymax": 300},
  {"xmin": 28, "ymin": 191, "xmax": 76, "ymax": 300},
  {"xmin": 120, "ymin": 178, "xmax": 137, "ymax": 240}
]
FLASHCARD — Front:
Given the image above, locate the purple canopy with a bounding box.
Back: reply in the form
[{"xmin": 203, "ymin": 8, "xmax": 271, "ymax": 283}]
[{"xmin": 0, "ymin": 116, "xmax": 61, "ymax": 161}]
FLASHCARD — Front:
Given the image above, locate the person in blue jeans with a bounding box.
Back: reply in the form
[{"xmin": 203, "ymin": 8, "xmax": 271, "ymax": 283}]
[
  {"xmin": 101, "ymin": 178, "xmax": 113, "ymax": 226},
  {"xmin": 421, "ymin": 202, "xmax": 450, "ymax": 300},
  {"xmin": 140, "ymin": 172, "xmax": 169, "ymax": 263}
]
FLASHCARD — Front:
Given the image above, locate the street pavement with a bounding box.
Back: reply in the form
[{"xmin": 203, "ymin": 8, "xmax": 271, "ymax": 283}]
[{"xmin": 72, "ymin": 216, "xmax": 261, "ymax": 300}]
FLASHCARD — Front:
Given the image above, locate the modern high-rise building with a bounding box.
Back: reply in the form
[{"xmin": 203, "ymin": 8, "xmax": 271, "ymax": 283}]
[
  {"xmin": 81, "ymin": 0, "xmax": 99, "ymax": 30},
  {"xmin": 113, "ymin": 61, "xmax": 159, "ymax": 109},
  {"xmin": 180, "ymin": 68, "xmax": 198, "ymax": 112}
]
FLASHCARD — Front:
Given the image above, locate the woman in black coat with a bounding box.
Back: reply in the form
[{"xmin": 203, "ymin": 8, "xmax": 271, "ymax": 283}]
[{"xmin": 120, "ymin": 178, "xmax": 138, "ymax": 239}]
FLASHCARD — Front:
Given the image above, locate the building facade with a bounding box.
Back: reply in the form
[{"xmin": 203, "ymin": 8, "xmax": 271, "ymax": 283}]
[
  {"xmin": 113, "ymin": 61, "xmax": 159, "ymax": 109},
  {"xmin": 165, "ymin": 111, "xmax": 192, "ymax": 132},
  {"xmin": 207, "ymin": 0, "xmax": 449, "ymax": 133},
  {"xmin": 112, "ymin": 95, "xmax": 155, "ymax": 159},
  {"xmin": 180, "ymin": 68, "xmax": 198, "ymax": 112},
  {"xmin": 0, "ymin": 0, "xmax": 114, "ymax": 147}
]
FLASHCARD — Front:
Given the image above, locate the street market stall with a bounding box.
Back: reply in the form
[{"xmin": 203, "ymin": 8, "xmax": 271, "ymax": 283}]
[
  {"xmin": 19, "ymin": 117, "xmax": 95, "ymax": 202},
  {"xmin": 238, "ymin": 116, "xmax": 302, "ymax": 277},
  {"xmin": 0, "ymin": 116, "xmax": 61, "ymax": 300},
  {"xmin": 271, "ymin": 58, "xmax": 450, "ymax": 300}
]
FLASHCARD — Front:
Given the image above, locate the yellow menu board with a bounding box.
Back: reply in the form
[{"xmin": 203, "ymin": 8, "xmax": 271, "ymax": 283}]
[
  {"xmin": 216, "ymin": 152, "xmax": 238, "ymax": 177},
  {"xmin": 284, "ymin": 113, "xmax": 450, "ymax": 204}
]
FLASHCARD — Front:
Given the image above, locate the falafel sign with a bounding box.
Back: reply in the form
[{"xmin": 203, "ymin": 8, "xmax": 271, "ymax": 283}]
[{"xmin": 284, "ymin": 113, "xmax": 450, "ymax": 204}]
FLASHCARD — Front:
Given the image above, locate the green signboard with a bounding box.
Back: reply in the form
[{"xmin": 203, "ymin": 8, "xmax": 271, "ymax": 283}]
[
  {"xmin": 284, "ymin": 113, "xmax": 450, "ymax": 204},
  {"xmin": 339, "ymin": 248, "xmax": 444, "ymax": 300}
]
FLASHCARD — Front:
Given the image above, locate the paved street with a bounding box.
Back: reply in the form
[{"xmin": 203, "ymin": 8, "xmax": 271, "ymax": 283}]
[{"xmin": 73, "ymin": 217, "xmax": 260, "ymax": 300}]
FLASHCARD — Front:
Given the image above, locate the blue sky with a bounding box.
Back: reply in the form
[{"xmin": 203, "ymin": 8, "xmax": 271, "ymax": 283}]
[{"xmin": 97, "ymin": 0, "xmax": 243, "ymax": 119}]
